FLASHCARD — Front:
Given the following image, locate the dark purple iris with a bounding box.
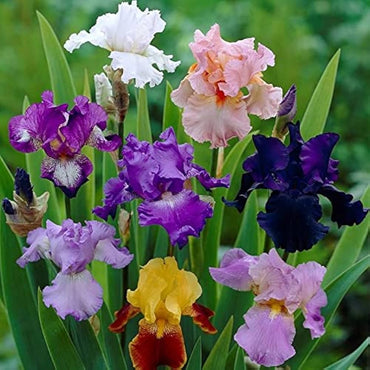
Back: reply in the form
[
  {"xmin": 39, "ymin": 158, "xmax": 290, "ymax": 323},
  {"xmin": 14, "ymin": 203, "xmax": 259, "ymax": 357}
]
[
  {"xmin": 225, "ymin": 122, "xmax": 368, "ymax": 252},
  {"xmin": 9, "ymin": 91, "xmax": 121, "ymax": 197},
  {"xmin": 93, "ymin": 127, "xmax": 230, "ymax": 248}
]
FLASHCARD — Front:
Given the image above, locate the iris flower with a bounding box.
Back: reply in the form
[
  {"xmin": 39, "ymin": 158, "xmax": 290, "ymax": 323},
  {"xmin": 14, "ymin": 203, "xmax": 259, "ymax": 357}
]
[
  {"xmin": 171, "ymin": 23, "xmax": 282, "ymax": 148},
  {"xmin": 109, "ymin": 256, "xmax": 216, "ymax": 369},
  {"xmin": 225, "ymin": 122, "xmax": 368, "ymax": 252},
  {"xmin": 210, "ymin": 248, "xmax": 327, "ymax": 367},
  {"xmin": 64, "ymin": 1, "xmax": 180, "ymax": 88},
  {"xmin": 93, "ymin": 127, "xmax": 230, "ymax": 247},
  {"xmin": 17, "ymin": 219, "xmax": 133, "ymax": 320},
  {"xmin": 9, "ymin": 91, "xmax": 121, "ymax": 197}
]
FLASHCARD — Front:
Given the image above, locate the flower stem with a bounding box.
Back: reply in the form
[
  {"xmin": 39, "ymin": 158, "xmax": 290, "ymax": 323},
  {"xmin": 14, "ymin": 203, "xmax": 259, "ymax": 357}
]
[
  {"xmin": 216, "ymin": 147, "xmax": 224, "ymax": 178},
  {"xmin": 64, "ymin": 196, "xmax": 71, "ymax": 219}
]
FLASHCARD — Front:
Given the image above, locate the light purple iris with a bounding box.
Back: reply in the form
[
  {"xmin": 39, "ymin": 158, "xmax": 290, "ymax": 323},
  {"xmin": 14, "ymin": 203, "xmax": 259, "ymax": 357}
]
[
  {"xmin": 9, "ymin": 91, "xmax": 121, "ymax": 197},
  {"xmin": 93, "ymin": 127, "xmax": 230, "ymax": 247},
  {"xmin": 210, "ymin": 248, "xmax": 327, "ymax": 367},
  {"xmin": 17, "ymin": 219, "xmax": 133, "ymax": 320}
]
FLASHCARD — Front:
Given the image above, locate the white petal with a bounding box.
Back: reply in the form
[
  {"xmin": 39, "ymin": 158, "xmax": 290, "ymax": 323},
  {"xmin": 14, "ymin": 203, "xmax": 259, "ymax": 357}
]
[
  {"xmin": 94, "ymin": 72, "xmax": 113, "ymax": 106},
  {"xmin": 110, "ymin": 51, "xmax": 164, "ymax": 88}
]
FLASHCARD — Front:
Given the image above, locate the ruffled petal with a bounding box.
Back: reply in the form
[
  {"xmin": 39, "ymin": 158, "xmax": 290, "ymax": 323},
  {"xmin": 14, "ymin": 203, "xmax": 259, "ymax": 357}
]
[
  {"xmin": 87, "ymin": 126, "xmax": 121, "ymax": 152},
  {"xmin": 244, "ymin": 82, "xmax": 283, "ymax": 119},
  {"xmin": 109, "ymin": 303, "xmax": 141, "ymax": 333},
  {"xmin": 138, "ymin": 190, "xmax": 213, "ymax": 247},
  {"xmin": 300, "ymin": 133, "xmax": 340, "ymax": 189},
  {"xmin": 183, "ymin": 303, "xmax": 217, "ymax": 334},
  {"xmin": 234, "ymin": 305, "xmax": 296, "ymax": 367},
  {"xmin": 318, "ymin": 184, "xmax": 368, "ymax": 227},
  {"xmin": 42, "ymin": 270, "xmax": 103, "ymax": 321},
  {"xmin": 93, "ymin": 176, "xmax": 136, "ymax": 220},
  {"xmin": 257, "ymin": 192, "xmax": 329, "ymax": 252},
  {"xmin": 85, "ymin": 220, "xmax": 134, "ymax": 268},
  {"xmin": 110, "ymin": 51, "xmax": 165, "ymax": 88},
  {"xmin": 170, "ymin": 77, "xmax": 194, "ymax": 108},
  {"xmin": 302, "ymin": 288, "xmax": 327, "ymax": 338},
  {"xmin": 189, "ymin": 163, "xmax": 230, "ymax": 190},
  {"xmin": 182, "ymin": 93, "xmax": 251, "ymax": 148},
  {"xmin": 46, "ymin": 219, "xmax": 95, "ymax": 273},
  {"xmin": 209, "ymin": 248, "xmax": 258, "ymax": 291},
  {"xmin": 243, "ymin": 135, "xmax": 289, "ymax": 190},
  {"xmin": 41, "ymin": 155, "xmax": 93, "ymax": 198},
  {"xmin": 16, "ymin": 227, "xmax": 50, "ymax": 267},
  {"xmin": 129, "ymin": 320, "xmax": 186, "ymax": 369}
]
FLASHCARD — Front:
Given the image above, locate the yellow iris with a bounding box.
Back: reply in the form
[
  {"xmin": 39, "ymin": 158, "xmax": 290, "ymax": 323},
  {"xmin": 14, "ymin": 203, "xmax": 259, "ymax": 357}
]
[{"xmin": 127, "ymin": 257, "xmax": 202, "ymax": 333}]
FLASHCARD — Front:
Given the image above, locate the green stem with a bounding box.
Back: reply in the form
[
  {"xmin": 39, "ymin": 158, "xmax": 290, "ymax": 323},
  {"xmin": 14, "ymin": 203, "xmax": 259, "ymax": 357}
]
[
  {"xmin": 282, "ymin": 250, "xmax": 289, "ymax": 262},
  {"xmin": 64, "ymin": 196, "xmax": 71, "ymax": 219}
]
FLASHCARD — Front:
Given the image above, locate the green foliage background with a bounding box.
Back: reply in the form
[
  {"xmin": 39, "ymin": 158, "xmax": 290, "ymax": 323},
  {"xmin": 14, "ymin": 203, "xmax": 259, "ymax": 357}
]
[{"xmin": 0, "ymin": 0, "xmax": 368, "ymax": 368}]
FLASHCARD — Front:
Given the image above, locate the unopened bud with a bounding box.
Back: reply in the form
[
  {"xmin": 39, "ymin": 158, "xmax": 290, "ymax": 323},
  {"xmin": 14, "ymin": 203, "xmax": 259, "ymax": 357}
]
[
  {"xmin": 118, "ymin": 209, "xmax": 131, "ymax": 245},
  {"xmin": 272, "ymin": 85, "xmax": 297, "ymax": 141},
  {"xmin": 2, "ymin": 169, "xmax": 49, "ymax": 237}
]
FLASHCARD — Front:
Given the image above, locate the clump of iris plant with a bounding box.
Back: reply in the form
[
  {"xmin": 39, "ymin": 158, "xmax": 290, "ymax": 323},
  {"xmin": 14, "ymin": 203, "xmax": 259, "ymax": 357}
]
[
  {"xmin": 8, "ymin": 91, "xmax": 121, "ymax": 197},
  {"xmin": 225, "ymin": 122, "xmax": 368, "ymax": 252},
  {"xmin": 64, "ymin": 1, "xmax": 180, "ymax": 89},
  {"xmin": 93, "ymin": 127, "xmax": 230, "ymax": 247},
  {"xmin": 17, "ymin": 219, "xmax": 133, "ymax": 320},
  {"xmin": 109, "ymin": 257, "xmax": 216, "ymax": 369},
  {"xmin": 210, "ymin": 248, "xmax": 327, "ymax": 367},
  {"xmin": 171, "ymin": 23, "xmax": 282, "ymax": 148}
]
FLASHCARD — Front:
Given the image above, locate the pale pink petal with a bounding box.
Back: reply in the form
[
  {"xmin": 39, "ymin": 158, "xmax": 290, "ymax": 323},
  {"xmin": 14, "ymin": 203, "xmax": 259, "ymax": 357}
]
[
  {"xmin": 182, "ymin": 94, "xmax": 251, "ymax": 148},
  {"xmin": 171, "ymin": 78, "xmax": 194, "ymax": 108},
  {"xmin": 302, "ymin": 288, "xmax": 327, "ymax": 338},
  {"xmin": 235, "ymin": 305, "xmax": 296, "ymax": 367},
  {"xmin": 244, "ymin": 83, "xmax": 283, "ymax": 119}
]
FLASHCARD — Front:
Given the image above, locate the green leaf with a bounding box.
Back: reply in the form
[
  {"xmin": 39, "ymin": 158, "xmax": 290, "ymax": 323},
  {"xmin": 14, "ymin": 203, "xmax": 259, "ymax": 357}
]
[
  {"xmin": 66, "ymin": 318, "xmax": 109, "ymax": 370},
  {"xmin": 37, "ymin": 12, "xmax": 76, "ymax": 105},
  {"xmin": 288, "ymin": 255, "xmax": 369, "ymax": 369},
  {"xmin": 0, "ymin": 212, "xmax": 53, "ymax": 369},
  {"xmin": 38, "ymin": 290, "xmax": 85, "ymax": 369},
  {"xmin": 162, "ymin": 81, "xmax": 186, "ymax": 142},
  {"xmin": 324, "ymin": 337, "xmax": 369, "ymax": 370},
  {"xmin": 83, "ymin": 69, "xmax": 92, "ymax": 99},
  {"xmin": 300, "ymin": 49, "xmax": 340, "ymax": 140},
  {"xmin": 323, "ymin": 186, "xmax": 370, "ymax": 287},
  {"xmin": 203, "ymin": 316, "xmax": 233, "ymax": 370},
  {"xmin": 0, "ymin": 154, "xmax": 15, "ymax": 196},
  {"xmin": 233, "ymin": 347, "xmax": 246, "ymax": 370},
  {"xmin": 234, "ymin": 191, "xmax": 261, "ymax": 254},
  {"xmin": 97, "ymin": 303, "xmax": 127, "ymax": 370},
  {"xmin": 186, "ymin": 337, "xmax": 202, "ymax": 370},
  {"xmin": 201, "ymin": 134, "xmax": 254, "ymax": 309},
  {"xmin": 136, "ymin": 88, "xmax": 152, "ymax": 142}
]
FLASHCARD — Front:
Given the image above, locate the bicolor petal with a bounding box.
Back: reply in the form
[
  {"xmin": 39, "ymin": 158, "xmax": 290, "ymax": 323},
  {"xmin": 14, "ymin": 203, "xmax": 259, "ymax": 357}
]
[{"xmin": 138, "ymin": 190, "xmax": 213, "ymax": 248}]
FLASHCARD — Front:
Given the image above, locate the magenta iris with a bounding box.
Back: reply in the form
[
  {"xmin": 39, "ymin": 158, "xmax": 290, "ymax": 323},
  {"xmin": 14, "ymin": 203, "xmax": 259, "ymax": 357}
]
[
  {"xmin": 225, "ymin": 122, "xmax": 368, "ymax": 252},
  {"xmin": 93, "ymin": 127, "xmax": 230, "ymax": 247},
  {"xmin": 8, "ymin": 91, "xmax": 121, "ymax": 197}
]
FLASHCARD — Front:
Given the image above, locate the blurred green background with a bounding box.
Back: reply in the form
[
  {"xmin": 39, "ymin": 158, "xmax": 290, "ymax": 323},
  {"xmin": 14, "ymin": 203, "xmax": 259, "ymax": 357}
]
[{"xmin": 0, "ymin": 0, "xmax": 369, "ymax": 368}]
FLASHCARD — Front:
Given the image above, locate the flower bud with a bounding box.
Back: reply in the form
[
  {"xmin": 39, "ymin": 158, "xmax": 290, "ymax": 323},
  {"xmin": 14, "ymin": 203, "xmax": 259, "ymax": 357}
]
[
  {"xmin": 2, "ymin": 168, "xmax": 49, "ymax": 237},
  {"xmin": 272, "ymin": 84, "xmax": 297, "ymax": 141}
]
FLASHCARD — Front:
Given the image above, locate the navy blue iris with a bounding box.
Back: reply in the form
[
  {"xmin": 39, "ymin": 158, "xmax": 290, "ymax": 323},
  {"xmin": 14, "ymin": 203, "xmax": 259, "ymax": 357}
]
[{"xmin": 225, "ymin": 122, "xmax": 368, "ymax": 252}]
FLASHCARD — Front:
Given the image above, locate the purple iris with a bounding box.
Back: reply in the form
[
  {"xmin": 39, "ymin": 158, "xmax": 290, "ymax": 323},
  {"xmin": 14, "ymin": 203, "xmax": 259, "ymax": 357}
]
[
  {"xmin": 17, "ymin": 219, "xmax": 133, "ymax": 320},
  {"xmin": 210, "ymin": 248, "xmax": 327, "ymax": 367},
  {"xmin": 93, "ymin": 127, "xmax": 230, "ymax": 248},
  {"xmin": 9, "ymin": 91, "xmax": 121, "ymax": 197},
  {"xmin": 225, "ymin": 122, "xmax": 368, "ymax": 252}
]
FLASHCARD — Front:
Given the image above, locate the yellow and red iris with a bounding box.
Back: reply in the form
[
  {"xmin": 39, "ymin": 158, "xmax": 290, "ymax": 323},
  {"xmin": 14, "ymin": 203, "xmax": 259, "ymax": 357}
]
[{"xmin": 109, "ymin": 257, "xmax": 216, "ymax": 369}]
